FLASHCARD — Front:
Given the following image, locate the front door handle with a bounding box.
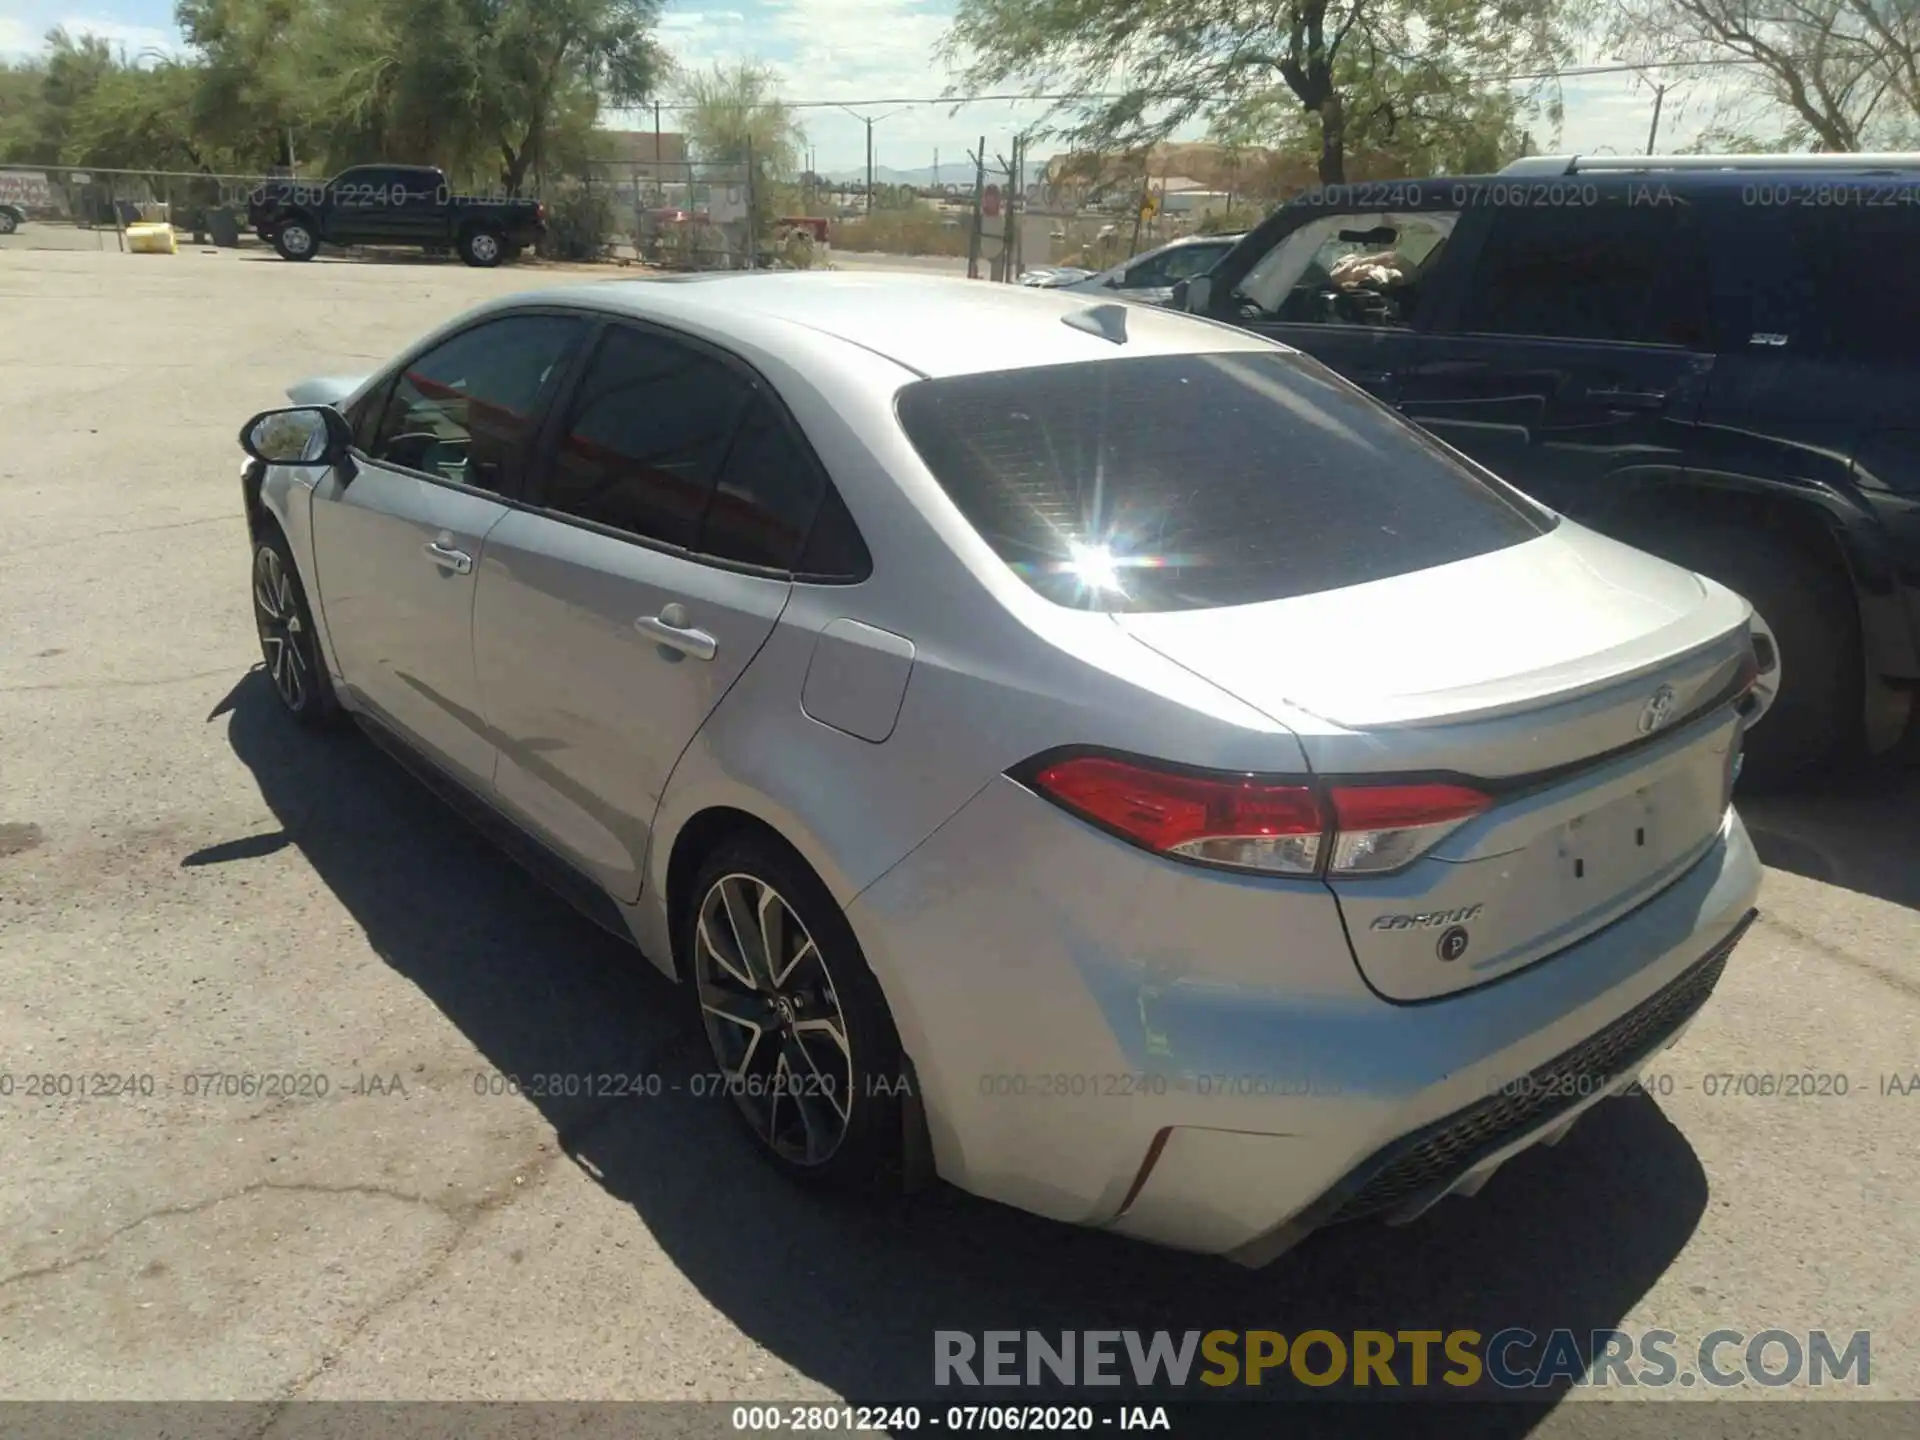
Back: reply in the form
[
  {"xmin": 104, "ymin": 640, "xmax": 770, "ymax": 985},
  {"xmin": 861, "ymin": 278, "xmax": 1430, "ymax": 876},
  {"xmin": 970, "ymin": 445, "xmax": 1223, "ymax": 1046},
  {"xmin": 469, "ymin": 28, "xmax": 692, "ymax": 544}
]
[
  {"xmin": 637, "ymin": 602, "xmax": 717, "ymax": 661},
  {"xmin": 423, "ymin": 540, "xmax": 472, "ymax": 575}
]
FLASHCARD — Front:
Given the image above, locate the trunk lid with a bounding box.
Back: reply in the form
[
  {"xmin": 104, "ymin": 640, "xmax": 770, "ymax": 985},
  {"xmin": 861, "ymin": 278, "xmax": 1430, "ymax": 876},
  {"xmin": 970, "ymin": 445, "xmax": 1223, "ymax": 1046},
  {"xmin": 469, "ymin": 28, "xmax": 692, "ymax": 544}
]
[{"xmin": 1115, "ymin": 524, "xmax": 1754, "ymax": 999}]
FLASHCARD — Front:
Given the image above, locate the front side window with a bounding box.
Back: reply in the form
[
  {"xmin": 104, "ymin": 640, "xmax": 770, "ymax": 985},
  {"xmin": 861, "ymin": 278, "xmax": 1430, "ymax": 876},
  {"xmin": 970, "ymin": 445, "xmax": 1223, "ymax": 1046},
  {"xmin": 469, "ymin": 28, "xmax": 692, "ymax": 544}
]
[
  {"xmin": 367, "ymin": 314, "xmax": 583, "ymax": 491},
  {"xmin": 1455, "ymin": 202, "xmax": 1715, "ymax": 348},
  {"xmin": 895, "ymin": 351, "xmax": 1551, "ymax": 613},
  {"xmin": 542, "ymin": 325, "xmax": 754, "ymax": 548},
  {"xmin": 1234, "ymin": 211, "xmax": 1458, "ymax": 327}
]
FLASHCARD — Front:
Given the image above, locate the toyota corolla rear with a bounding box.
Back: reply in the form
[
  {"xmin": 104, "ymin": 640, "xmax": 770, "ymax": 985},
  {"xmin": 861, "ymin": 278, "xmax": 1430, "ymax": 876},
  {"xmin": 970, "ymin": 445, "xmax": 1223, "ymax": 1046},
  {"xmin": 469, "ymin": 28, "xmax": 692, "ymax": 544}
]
[{"xmin": 840, "ymin": 338, "xmax": 1763, "ymax": 1262}]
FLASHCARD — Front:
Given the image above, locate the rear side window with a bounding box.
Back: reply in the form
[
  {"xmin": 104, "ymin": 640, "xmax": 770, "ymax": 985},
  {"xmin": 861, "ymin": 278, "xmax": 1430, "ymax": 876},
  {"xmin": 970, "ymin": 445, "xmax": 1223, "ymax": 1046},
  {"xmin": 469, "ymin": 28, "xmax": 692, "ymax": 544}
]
[
  {"xmin": 1457, "ymin": 202, "xmax": 1715, "ymax": 348},
  {"xmin": 1785, "ymin": 207, "xmax": 1920, "ymax": 362},
  {"xmin": 543, "ymin": 326, "xmax": 753, "ymax": 548},
  {"xmin": 698, "ymin": 395, "xmax": 827, "ymax": 569},
  {"xmin": 895, "ymin": 352, "xmax": 1551, "ymax": 612}
]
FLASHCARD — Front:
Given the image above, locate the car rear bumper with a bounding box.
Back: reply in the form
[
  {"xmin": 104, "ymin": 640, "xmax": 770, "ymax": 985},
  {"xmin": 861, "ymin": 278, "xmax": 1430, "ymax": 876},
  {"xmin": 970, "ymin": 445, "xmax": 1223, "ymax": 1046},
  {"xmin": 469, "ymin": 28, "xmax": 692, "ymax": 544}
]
[{"xmin": 847, "ymin": 776, "xmax": 1763, "ymax": 1258}]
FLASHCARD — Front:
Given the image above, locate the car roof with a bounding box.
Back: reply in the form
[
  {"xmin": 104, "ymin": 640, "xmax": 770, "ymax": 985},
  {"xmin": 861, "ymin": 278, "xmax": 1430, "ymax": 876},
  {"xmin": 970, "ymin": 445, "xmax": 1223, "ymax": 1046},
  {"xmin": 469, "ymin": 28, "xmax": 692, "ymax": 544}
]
[{"xmin": 523, "ymin": 271, "xmax": 1279, "ymax": 380}]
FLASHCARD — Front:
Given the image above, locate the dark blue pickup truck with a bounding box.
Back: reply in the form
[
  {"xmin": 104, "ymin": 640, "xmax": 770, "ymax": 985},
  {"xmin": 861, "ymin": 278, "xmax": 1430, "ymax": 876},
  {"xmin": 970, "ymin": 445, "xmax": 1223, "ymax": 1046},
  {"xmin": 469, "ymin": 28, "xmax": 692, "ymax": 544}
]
[{"xmin": 248, "ymin": 163, "xmax": 545, "ymax": 267}]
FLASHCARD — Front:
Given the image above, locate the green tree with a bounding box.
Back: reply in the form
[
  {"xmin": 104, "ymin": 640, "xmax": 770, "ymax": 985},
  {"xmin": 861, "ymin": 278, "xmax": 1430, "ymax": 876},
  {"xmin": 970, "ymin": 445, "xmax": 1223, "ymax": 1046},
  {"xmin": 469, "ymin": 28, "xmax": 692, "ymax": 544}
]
[
  {"xmin": 177, "ymin": 0, "xmax": 666, "ymax": 186},
  {"xmin": 676, "ymin": 61, "xmax": 805, "ymax": 190},
  {"xmin": 943, "ymin": 0, "xmax": 1581, "ymax": 184}
]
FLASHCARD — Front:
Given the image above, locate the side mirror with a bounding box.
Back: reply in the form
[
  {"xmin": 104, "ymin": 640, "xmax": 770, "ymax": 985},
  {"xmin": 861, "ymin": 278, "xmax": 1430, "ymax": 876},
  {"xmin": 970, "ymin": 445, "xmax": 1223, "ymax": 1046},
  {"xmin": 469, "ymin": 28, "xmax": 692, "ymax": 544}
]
[
  {"xmin": 1179, "ymin": 275, "xmax": 1212, "ymax": 314},
  {"xmin": 239, "ymin": 405, "xmax": 353, "ymax": 468}
]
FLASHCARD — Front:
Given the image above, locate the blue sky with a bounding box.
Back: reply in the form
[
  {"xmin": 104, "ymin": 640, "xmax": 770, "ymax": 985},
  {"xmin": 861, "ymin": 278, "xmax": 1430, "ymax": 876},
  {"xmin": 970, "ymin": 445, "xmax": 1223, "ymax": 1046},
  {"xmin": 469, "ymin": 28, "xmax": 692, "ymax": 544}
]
[{"xmin": 2, "ymin": 0, "xmax": 1723, "ymax": 173}]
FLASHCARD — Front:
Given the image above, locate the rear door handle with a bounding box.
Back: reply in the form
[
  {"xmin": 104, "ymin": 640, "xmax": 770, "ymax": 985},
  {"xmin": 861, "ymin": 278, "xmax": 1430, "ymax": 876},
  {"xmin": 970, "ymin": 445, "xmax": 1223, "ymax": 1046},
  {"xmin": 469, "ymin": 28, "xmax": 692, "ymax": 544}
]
[
  {"xmin": 1589, "ymin": 388, "xmax": 1669, "ymax": 413},
  {"xmin": 637, "ymin": 602, "xmax": 717, "ymax": 661},
  {"xmin": 423, "ymin": 540, "xmax": 472, "ymax": 574}
]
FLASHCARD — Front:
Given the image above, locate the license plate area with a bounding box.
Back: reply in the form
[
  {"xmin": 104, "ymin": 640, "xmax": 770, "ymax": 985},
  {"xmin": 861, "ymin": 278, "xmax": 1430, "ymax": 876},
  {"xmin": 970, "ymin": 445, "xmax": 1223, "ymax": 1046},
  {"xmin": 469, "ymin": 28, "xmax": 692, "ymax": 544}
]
[{"xmin": 1480, "ymin": 722, "xmax": 1732, "ymax": 925}]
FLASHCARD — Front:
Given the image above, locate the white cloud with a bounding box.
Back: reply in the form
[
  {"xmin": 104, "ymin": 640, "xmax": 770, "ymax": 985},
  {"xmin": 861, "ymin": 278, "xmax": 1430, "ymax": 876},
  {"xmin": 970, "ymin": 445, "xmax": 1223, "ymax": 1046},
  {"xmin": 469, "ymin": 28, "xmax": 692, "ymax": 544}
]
[
  {"xmin": 0, "ymin": 13, "xmax": 188, "ymax": 61},
  {"xmin": 54, "ymin": 15, "xmax": 188, "ymax": 60},
  {"xmin": 0, "ymin": 15, "xmax": 43, "ymax": 57}
]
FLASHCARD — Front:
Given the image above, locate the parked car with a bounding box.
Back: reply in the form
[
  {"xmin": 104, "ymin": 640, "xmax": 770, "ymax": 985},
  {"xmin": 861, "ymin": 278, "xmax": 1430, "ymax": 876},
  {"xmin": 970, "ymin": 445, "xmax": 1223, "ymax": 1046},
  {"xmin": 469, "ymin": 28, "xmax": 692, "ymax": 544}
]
[
  {"xmin": 1019, "ymin": 266, "xmax": 1094, "ymax": 288},
  {"xmin": 1065, "ymin": 232, "xmax": 1244, "ymax": 305},
  {"xmin": 0, "ymin": 203, "xmax": 26, "ymax": 234},
  {"xmin": 246, "ymin": 163, "xmax": 545, "ymax": 267},
  {"xmin": 237, "ymin": 273, "xmax": 1762, "ymax": 1262},
  {"xmin": 1176, "ymin": 152, "xmax": 1920, "ymax": 784}
]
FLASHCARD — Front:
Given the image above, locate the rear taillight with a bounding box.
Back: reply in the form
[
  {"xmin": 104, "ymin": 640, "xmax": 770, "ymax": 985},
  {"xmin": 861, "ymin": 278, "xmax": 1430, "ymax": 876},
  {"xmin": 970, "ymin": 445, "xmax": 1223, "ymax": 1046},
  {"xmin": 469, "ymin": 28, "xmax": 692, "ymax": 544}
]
[
  {"xmin": 1327, "ymin": 782, "xmax": 1490, "ymax": 875},
  {"xmin": 1030, "ymin": 756, "xmax": 1325, "ymax": 874},
  {"xmin": 1023, "ymin": 753, "xmax": 1490, "ymax": 878}
]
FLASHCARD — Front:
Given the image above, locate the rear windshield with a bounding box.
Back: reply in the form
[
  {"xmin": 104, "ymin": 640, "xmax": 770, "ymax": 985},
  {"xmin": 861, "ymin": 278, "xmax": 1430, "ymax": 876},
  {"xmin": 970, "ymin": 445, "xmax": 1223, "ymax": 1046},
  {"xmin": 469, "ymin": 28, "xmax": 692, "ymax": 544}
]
[{"xmin": 894, "ymin": 351, "xmax": 1553, "ymax": 612}]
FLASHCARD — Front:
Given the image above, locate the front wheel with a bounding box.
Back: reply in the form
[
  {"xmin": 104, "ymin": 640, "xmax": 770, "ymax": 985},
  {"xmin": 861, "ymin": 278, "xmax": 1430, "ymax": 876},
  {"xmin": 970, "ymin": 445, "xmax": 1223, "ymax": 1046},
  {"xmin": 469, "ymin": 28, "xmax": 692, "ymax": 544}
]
[
  {"xmin": 460, "ymin": 226, "xmax": 505, "ymax": 267},
  {"xmin": 251, "ymin": 530, "xmax": 339, "ymax": 724},
  {"xmin": 272, "ymin": 220, "xmax": 317, "ymax": 261},
  {"xmin": 0, "ymin": 211, "xmax": 18, "ymax": 236},
  {"xmin": 683, "ymin": 837, "xmax": 906, "ymax": 1188}
]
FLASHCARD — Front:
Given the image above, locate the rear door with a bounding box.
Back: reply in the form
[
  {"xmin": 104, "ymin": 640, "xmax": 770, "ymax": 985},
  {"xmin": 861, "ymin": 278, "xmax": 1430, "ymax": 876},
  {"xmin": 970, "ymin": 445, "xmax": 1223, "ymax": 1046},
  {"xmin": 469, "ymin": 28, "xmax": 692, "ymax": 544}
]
[
  {"xmin": 1216, "ymin": 207, "xmax": 1464, "ymax": 404},
  {"xmin": 385, "ymin": 167, "xmax": 446, "ymax": 245},
  {"xmin": 1699, "ymin": 196, "xmax": 1920, "ymax": 683},
  {"xmin": 310, "ymin": 311, "xmax": 587, "ymax": 790},
  {"xmin": 1394, "ymin": 193, "xmax": 1716, "ymax": 515},
  {"xmin": 472, "ymin": 321, "xmax": 821, "ymax": 902}
]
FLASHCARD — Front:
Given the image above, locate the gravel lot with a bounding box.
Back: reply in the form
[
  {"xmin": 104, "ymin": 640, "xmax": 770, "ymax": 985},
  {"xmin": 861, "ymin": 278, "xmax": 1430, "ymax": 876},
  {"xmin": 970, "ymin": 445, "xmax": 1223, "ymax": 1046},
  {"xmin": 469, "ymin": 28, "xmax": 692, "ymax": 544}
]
[{"xmin": 3, "ymin": 244, "xmax": 1918, "ymax": 1430}]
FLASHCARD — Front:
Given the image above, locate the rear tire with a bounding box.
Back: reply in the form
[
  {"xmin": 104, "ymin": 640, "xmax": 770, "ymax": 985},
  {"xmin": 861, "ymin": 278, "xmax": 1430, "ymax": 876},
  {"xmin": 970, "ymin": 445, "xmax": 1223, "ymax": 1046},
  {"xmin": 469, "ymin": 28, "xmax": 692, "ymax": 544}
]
[
  {"xmin": 680, "ymin": 834, "xmax": 905, "ymax": 1191},
  {"xmin": 1620, "ymin": 516, "xmax": 1861, "ymax": 787},
  {"xmin": 272, "ymin": 220, "xmax": 318, "ymax": 261},
  {"xmin": 0, "ymin": 211, "xmax": 18, "ymax": 235}
]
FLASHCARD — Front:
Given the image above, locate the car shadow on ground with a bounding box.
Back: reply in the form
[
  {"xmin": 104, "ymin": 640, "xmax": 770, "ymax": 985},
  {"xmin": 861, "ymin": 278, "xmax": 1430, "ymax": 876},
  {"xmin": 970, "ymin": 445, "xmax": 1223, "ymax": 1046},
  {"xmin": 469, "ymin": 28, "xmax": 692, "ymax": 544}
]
[
  {"xmin": 199, "ymin": 668, "xmax": 1718, "ymax": 1430},
  {"xmin": 1736, "ymin": 742, "xmax": 1920, "ymax": 913}
]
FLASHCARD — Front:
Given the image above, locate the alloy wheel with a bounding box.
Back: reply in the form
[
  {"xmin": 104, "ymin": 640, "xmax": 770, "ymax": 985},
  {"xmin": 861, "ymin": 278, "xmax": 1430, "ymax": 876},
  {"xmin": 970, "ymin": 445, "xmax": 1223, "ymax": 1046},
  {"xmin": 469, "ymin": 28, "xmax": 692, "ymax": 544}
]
[
  {"xmin": 469, "ymin": 232, "xmax": 500, "ymax": 263},
  {"xmin": 252, "ymin": 545, "xmax": 310, "ymax": 712},
  {"xmin": 282, "ymin": 224, "xmax": 312, "ymax": 255},
  {"xmin": 693, "ymin": 872, "xmax": 855, "ymax": 1166}
]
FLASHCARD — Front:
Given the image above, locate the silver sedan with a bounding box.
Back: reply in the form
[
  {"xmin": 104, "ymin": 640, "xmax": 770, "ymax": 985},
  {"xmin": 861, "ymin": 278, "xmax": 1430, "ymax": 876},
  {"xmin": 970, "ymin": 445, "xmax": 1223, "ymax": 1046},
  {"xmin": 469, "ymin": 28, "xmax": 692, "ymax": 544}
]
[{"xmin": 237, "ymin": 273, "xmax": 1764, "ymax": 1262}]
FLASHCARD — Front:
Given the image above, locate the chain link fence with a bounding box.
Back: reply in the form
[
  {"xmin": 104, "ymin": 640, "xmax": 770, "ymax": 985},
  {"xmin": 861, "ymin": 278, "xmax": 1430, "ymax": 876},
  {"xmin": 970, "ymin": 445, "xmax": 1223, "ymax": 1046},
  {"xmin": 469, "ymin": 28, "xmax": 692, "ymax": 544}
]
[{"xmin": 0, "ymin": 163, "xmax": 287, "ymax": 245}]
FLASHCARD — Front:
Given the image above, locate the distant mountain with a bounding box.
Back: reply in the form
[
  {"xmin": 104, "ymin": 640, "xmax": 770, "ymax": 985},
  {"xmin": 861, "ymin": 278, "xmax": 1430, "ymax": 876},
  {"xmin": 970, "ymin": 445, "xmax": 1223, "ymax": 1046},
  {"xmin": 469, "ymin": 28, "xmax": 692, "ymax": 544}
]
[{"xmin": 820, "ymin": 160, "xmax": 1056, "ymax": 188}]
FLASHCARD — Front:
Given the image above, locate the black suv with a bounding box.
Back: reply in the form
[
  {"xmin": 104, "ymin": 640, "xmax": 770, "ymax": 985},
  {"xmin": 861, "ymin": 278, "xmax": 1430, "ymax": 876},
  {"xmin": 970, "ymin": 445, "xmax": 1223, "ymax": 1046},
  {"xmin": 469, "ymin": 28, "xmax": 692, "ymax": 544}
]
[{"xmin": 1180, "ymin": 154, "xmax": 1920, "ymax": 784}]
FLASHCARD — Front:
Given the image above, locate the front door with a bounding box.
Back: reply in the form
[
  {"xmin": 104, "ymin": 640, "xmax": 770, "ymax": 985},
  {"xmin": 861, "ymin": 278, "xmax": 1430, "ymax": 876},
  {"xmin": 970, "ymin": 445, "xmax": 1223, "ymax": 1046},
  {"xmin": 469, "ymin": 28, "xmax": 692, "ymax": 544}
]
[
  {"xmin": 473, "ymin": 323, "xmax": 826, "ymax": 901},
  {"xmin": 310, "ymin": 311, "xmax": 587, "ymax": 789},
  {"xmin": 1218, "ymin": 207, "xmax": 1465, "ymax": 406},
  {"xmin": 1395, "ymin": 196, "xmax": 1716, "ymax": 515}
]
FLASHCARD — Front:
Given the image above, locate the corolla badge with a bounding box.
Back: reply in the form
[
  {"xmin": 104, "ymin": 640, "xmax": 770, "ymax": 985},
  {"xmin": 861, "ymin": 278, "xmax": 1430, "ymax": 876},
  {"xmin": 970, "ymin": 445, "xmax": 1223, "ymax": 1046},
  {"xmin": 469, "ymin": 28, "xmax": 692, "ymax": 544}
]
[{"xmin": 1637, "ymin": 684, "xmax": 1679, "ymax": 735}]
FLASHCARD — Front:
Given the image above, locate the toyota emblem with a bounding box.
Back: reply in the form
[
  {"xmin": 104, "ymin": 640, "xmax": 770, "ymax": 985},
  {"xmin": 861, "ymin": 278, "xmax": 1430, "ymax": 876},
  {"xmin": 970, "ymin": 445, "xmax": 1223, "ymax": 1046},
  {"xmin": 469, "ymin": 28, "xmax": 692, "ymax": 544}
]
[{"xmin": 1637, "ymin": 684, "xmax": 1678, "ymax": 735}]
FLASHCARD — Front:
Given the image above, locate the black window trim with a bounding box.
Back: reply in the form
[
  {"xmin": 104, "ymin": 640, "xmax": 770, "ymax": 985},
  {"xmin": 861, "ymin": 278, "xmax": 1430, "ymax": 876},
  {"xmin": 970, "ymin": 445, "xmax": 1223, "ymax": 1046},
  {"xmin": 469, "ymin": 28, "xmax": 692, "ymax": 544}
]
[
  {"xmin": 347, "ymin": 305, "xmax": 594, "ymax": 505},
  {"xmin": 519, "ymin": 312, "xmax": 873, "ymax": 584}
]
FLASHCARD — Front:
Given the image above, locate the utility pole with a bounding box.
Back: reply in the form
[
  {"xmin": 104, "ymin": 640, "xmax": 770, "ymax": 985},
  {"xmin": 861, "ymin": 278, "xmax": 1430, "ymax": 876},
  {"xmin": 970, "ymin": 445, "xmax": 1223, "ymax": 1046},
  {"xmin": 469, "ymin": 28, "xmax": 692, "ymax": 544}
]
[
  {"xmin": 967, "ymin": 139, "xmax": 985, "ymax": 280},
  {"xmin": 866, "ymin": 117, "xmax": 875, "ymax": 218},
  {"xmin": 1646, "ymin": 83, "xmax": 1667, "ymax": 155}
]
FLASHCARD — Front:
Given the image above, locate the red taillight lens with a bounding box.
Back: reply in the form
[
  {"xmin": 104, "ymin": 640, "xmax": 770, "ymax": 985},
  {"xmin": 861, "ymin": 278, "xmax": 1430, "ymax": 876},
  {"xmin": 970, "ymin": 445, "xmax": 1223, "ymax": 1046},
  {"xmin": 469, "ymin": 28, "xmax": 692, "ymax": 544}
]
[
  {"xmin": 1024, "ymin": 755, "xmax": 1492, "ymax": 878},
  {"xmin": 1030, "ymin": 756, "xmax": 1327, "ymax": 875},
  {"xmin": 1327, "ymin": 783, "xmax": 1491, "ymax": 875}
]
